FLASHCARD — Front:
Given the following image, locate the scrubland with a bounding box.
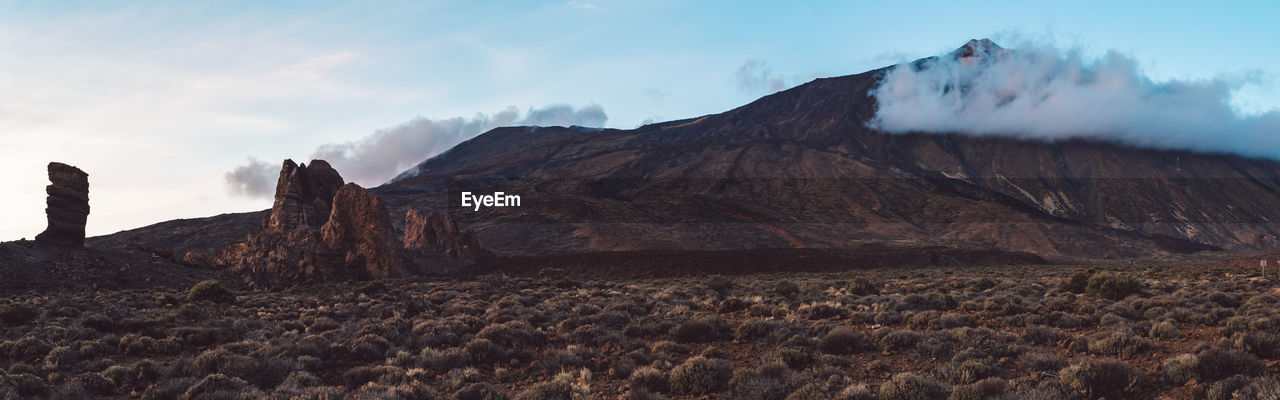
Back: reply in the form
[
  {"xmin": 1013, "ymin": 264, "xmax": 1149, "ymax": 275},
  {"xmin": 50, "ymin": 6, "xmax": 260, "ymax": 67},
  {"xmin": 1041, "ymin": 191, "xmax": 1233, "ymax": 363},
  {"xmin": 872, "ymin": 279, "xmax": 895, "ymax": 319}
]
[{"xmin": 2, "ymin": 264, "xmax": 1279, "ymax": 399}]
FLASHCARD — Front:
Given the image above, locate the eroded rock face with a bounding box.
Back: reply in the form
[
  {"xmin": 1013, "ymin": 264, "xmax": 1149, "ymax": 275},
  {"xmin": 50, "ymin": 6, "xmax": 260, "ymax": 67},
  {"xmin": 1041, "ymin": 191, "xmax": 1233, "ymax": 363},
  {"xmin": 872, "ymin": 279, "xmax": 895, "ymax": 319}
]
[
  {"xmin": 321, "ymin": 184, "xmax": 407, "ymax": 279},
  {"xmin": 36, "ymin": 162, "xmax": 90, "ymax": 246},
  {"xmin": 217, "ymin": 160, "xmax": 410, "ymax": 288},
  {"xmin": 404, "ymin": 209, "xmax": 487, "ymax": 262},
  {"xmin": 264, "ymin": 160, "xmax": 344, "ymax": 232}
]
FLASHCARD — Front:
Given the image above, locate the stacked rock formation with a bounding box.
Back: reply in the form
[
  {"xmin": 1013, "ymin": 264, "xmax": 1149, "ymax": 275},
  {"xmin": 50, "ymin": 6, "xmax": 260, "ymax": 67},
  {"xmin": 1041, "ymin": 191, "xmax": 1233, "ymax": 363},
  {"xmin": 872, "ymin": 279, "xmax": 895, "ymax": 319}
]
[
  {"xmin": 404, "ymin": 209, "xmax": 487, "ymax": 262},
  {"xmin": 218, "ymin": 159, "xmax": 480, "ymax": 288},
  {"xmin": 35, "ymin": 162, "xmax": 90, "ymax": 246}
]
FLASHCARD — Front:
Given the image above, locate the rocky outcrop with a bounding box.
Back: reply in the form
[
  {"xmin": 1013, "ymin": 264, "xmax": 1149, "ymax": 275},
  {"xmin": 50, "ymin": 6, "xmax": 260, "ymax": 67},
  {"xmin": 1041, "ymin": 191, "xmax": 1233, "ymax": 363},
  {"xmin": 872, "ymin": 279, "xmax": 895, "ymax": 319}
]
[
  {"xmin": 217, "ymin": 160, "xmax": 430, "ymax": 288},
  {"xmin": 404, "ymin": 209, "xmax": 487, "ymax": 262},
  {"xmin": 321, "ymin": 184, "xmax": 407, "ymax": 279},
  {"xmin": 264, "ymin": 160, "xmax": 344, "ymax": 232},
  {"xmin": 36, "ymin": 162, "xmax": 90, "ymax": 246}
]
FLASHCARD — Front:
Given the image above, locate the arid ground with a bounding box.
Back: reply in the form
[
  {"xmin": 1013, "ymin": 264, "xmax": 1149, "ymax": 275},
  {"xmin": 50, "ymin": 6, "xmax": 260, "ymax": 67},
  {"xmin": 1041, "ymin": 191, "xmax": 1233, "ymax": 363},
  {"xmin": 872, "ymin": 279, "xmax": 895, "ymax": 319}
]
[{"xmin": 2, "ymin": 263, "xmax": 1279, "ymax": 399}]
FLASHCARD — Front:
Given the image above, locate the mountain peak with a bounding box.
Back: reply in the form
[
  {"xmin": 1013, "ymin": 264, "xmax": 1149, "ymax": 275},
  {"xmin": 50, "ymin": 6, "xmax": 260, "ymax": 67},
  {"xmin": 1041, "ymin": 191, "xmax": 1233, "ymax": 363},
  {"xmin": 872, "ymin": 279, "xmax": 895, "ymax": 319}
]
[{"xmin": 952, "ymin": 38, "xmax": 1005, "ymax": 60}]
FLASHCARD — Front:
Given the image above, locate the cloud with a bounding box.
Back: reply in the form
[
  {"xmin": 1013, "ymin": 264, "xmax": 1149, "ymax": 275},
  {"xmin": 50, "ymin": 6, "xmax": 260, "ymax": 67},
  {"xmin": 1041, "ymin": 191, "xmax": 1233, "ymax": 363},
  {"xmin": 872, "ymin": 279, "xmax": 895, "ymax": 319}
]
[
  {"xmin": 735, "ymin": 60, "xmax": 788, "ymax": 94},
  {"xmin": 226, "ymin": 103, "xmax": 607, "ymax": 197},
  {"xmin": 521, "ymin": 103, "xmax": 607, "ymax": 127},
  {"xmin": 868, "ymin": 41, "xmax": 1280, "ymax": 159},
  {"xmin": 224, "ymin": 157, "xmax": 277, "ymax": 198}
]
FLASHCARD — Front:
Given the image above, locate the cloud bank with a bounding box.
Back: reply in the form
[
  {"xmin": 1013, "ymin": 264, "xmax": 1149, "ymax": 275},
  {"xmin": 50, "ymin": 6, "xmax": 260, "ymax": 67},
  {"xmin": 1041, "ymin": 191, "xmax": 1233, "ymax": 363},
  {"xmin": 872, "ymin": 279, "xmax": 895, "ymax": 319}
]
[
  {"xmin": 868, "ymin": 42, "xmax": 1280, "ymax": 159},
  {"xmin": 226, "ymin": 104, "xmax": 607, "ymax": 197}
]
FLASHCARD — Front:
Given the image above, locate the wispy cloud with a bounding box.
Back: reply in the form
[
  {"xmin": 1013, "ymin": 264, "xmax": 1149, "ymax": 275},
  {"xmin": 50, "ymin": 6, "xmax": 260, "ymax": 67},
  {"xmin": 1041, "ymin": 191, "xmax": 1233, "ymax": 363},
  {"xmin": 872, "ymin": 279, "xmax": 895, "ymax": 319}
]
[
  {"xmin": 225, "ymin": 103, "xmax": 608, "ymax": 197},
  {"xmin": 735, "ymin": 60, "xmax": 788, "ymax": 94}
]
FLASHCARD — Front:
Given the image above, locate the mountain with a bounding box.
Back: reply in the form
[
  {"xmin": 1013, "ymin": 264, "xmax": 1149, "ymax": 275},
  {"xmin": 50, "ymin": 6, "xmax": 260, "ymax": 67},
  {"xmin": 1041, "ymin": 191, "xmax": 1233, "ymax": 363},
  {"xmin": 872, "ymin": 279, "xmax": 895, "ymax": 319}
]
[{"xmin": 94, "ymin": 40, "xmax": 1280, "ymax": 260}]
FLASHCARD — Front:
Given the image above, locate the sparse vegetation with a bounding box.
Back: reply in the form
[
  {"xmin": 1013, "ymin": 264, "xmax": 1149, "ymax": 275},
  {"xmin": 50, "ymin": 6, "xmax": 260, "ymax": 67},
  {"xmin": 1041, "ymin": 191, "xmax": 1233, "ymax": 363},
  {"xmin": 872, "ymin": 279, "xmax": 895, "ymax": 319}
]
[{"xmin": 0, "ymin": 264, "xmax": 1274, "ymax": 398}]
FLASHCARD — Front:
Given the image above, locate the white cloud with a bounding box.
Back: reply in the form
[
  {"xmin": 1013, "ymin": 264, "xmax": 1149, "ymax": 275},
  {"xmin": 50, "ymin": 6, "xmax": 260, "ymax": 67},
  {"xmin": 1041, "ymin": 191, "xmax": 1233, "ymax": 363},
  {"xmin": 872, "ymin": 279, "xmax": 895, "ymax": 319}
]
[{"xmin": 869, "ymin": 41, "xmax": 1280, "ymax": 158}]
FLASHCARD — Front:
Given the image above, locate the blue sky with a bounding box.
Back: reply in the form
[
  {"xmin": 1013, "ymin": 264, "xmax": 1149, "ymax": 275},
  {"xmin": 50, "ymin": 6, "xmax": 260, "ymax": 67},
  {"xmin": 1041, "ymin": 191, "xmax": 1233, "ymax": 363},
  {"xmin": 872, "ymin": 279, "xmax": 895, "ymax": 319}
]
[{"xmin": 0, "ymin": 0, "xmax": 1277, "ymax": 240}]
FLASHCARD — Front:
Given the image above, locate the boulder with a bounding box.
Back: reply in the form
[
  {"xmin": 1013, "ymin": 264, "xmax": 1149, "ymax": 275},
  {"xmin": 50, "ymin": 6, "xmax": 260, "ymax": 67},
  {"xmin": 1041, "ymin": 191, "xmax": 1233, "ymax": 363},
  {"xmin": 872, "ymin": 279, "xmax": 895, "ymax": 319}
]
[{"xmin": 35, "ymin": 162, "xmax": 90, "ymax": 246}]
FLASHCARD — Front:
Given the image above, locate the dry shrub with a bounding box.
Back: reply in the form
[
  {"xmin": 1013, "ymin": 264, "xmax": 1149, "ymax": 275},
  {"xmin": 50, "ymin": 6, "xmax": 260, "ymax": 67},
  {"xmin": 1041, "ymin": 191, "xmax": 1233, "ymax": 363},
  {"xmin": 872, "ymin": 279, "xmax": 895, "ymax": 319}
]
[
  {"xmin": 187, "ymin": 281, "xmax": 236, "ymax": 304},
  {"xmin": 1057, "ymin": 360, "xmax": 1146, "ymax": 400},
  {"xmin": 1085, "ymin": 272, "xmax": 1142, "ymax": 301},
  {"xmin": 669, "ymin": 357, "xmax": 733, "ymax": 395},
  {"xmin": 878, "ymin": 373, "xmax": 948, "ymax": 400},
  {"xmin": 819, "ymin": 327, "xmax": 865, "ymax": 355}
]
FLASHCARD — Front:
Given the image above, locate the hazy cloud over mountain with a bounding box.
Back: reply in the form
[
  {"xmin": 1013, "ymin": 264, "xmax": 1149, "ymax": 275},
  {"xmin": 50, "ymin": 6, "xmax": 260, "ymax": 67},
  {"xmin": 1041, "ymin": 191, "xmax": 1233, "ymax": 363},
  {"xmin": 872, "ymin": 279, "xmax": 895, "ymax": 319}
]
[{"xmin": 869, "ymin": 41, "xmax": 1280, "ymax": 158}]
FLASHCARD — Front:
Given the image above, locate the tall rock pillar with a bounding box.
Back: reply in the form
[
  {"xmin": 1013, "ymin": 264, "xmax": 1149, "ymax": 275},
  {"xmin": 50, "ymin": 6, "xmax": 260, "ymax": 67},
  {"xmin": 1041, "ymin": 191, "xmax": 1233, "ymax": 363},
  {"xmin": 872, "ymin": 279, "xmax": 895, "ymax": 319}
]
[{"xmin": 35, "ymin": 162, "xmax": 90, "ymax": 246}]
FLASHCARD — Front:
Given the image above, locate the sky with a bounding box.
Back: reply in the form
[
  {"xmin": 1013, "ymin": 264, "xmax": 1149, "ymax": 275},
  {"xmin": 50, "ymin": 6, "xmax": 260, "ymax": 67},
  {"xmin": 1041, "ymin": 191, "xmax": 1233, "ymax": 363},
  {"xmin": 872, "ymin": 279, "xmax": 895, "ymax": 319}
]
[{"xmin": 1, "ymin": 0, "xmax": 1277, "ymax": 240}]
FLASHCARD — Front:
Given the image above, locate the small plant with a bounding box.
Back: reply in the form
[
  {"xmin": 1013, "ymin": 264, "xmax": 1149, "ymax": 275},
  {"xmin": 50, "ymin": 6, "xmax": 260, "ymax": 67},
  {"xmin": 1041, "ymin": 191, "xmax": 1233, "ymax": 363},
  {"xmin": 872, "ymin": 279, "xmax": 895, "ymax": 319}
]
[
  {"xmin": 1163, "ymin": 354, "xmax": 1199, "ymax": 385},
  {"xmin": 727, "ymin": 363, "xmax": 796, "ymax": 400},
  {"xmin": 453, "ymin": 382, "xmax": 507, "ymax": 400},
  {"xmin": 878, "ymin": 373, "xmax": 949, "ymax": 400},
  {"xmin": 772, "ymin": 280, "xmax": 801, "ymax": 299},
  {"xmin": 477, "ymin": 320, "xmax": 546, "ymax": 349},
  {"xmin": 630, "ymin": 366, "xmax": 668, "ymax": 393},
  {"xmin": 736, "ymin": 318, "xmax": 779, "ymax": 341},
  {"xmin": 770, "ymin": 347, "xmax": 816, "ymax": 370},
  {"xmin": 187, "ymin": 280, "xmax": 236, "ymax": 304},
  {"xmin": 0, "ymin": 303, "xmax": 38, "ymax": 326},
  {"xmin": 950, "ymin": 360, "xmax": 1000, "ymax": 385},
  {"xmin": 1206, "ymin": 375, "xmax": 1253, "ymax": 400},
  {"xmin": 1060, "ymin": 270, "xmax": 1093, "ymax": 294},
  {"xmin": 834, "ymin": 384, "xmax": 876, "ymax": 400},
  {"xmin": 949, "ymin": 378, "xmax": 1006, "ymax": 400},
  {"xmin": 1087, "ymin": 331, "xmax": 1150, "ymax": 357},
  {"xmin": 846, "ymin": 277, "xmax": 877, "ymax": 295},
  {"xmin": 1195, "ymin": 347, "xmax": 1264, "ymax": 382},
  {"xmin": 516, "ymin": 369, "xmax": 591, "ymax": 400},
  {"xmin": 1058, "ymin": 360, "xmax": 1147, "ymax": 400},
  {"xmin": 1232, "ymin": 331, "xmax": 1280, "ymax": 359},
  {"xmin": 1085, "ymin": 272, "xmax": 1142, "ymax": 301},
  {"xmin": 819, "ymin": 327, "xmax": 865, "ymax": 355},
  {"xmin": 669, "ymin": 356, "xmax": 733, "ymax": 395},
  {"xmin": 7, "ymin": 373, "xmax": 48, "ymax": 397},
  {"xmin": 705, "ymin": 275, "xmax": 735, "ymax": 294},
  {"xmin": 670, "ymin": 317, "xmax": 723, "ymax": 343},
  {"xmin": 1149, "ymin": 320, "xmax": 1180, "ymax": 339},
  {"xmin": 179, "ymin": 373, "xmax": 262, "ymax": 400},
  {"xmin": 1022, "ymin": 325, "xmax": 1065, "ymax": 345}
]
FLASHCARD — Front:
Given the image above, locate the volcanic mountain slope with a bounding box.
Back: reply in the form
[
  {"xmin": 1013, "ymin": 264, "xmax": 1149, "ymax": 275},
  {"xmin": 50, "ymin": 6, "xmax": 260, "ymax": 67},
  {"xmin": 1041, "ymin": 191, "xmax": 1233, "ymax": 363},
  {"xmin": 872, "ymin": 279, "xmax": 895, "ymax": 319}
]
[
  {"xmin": 374, "ymin": 40, "xmax": 1280, "ymax": 258},
  {"xmin": 95, "ymin": 40, "xmax": 1280, "ymax": 259}
]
